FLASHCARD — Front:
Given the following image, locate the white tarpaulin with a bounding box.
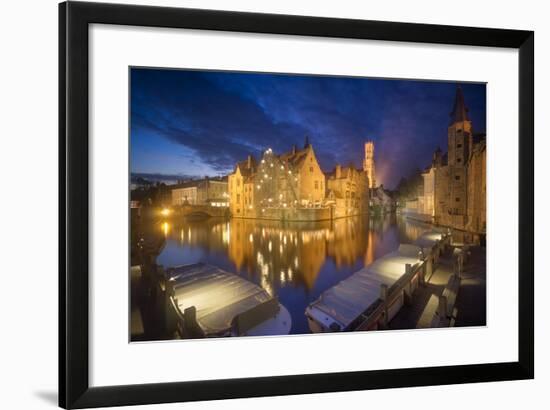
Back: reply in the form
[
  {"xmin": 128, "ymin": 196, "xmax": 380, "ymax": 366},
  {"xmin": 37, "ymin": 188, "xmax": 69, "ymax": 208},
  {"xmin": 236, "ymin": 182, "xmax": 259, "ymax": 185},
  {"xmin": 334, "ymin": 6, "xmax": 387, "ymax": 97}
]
[
  {"xmin": 414, "ymin": 231, "xmax": 445, "ymax": 250},
  {"xmin": 308, "ymin": 246, "xmax": 422, "ymax": 329},
  {"xmin": 168, "ymin": 263, "xmax": 273, "ymax": 335}
]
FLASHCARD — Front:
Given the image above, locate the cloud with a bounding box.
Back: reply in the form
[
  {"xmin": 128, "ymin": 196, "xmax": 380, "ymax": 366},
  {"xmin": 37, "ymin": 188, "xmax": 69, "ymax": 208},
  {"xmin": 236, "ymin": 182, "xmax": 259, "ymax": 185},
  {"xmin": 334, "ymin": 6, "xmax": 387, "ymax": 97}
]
[{"xmin": 130, "ymin": 69, "xmax": 486, "ymax": 189}]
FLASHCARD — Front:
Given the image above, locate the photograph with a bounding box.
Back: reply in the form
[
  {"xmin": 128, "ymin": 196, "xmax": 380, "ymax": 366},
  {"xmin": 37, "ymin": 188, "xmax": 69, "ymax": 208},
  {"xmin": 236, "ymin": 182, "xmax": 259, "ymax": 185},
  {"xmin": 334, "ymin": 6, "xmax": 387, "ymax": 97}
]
[{"xmin": 129, "ymin": 68, "xmax": 487, "ymax": 341}]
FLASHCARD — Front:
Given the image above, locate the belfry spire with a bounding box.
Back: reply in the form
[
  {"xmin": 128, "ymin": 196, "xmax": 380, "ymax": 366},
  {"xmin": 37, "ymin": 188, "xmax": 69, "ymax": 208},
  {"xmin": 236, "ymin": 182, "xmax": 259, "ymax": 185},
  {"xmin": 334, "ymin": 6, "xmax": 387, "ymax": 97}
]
[{"xmin": 449, "ymin": 85, "xmax": 470, "ymax": 125}]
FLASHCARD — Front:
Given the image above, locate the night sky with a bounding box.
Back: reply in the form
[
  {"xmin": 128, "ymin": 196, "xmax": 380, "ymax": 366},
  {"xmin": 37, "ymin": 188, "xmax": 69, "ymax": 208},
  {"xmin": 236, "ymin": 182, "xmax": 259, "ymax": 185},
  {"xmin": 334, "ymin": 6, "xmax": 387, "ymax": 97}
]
[{"xmin": 130, "ymin": 68, "xmax": 486, "ymax": 189}]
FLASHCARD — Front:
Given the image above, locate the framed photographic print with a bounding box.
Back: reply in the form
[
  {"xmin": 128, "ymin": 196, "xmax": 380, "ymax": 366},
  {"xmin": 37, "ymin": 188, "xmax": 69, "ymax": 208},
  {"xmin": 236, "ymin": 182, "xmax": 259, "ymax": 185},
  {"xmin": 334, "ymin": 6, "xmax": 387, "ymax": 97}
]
[{"xmin": 59, "ymin": 1, "xmax": 534, "ymax": 408}]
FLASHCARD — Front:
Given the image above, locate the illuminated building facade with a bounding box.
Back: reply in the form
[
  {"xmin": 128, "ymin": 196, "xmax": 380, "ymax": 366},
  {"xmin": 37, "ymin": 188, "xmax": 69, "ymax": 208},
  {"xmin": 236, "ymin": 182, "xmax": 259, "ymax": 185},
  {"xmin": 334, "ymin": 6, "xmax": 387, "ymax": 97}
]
[
  {"xmin": 228, "ymin": 139, "xmax": 328, "ymax": 220},
  {"xmin": 403, "ymin": 86, "xmax": 486, "ymax": 234},
  {"xmin": 171, "ymin": 177, "xmax": 229, "ymax": 207},
  {"xmin": 325, "ymin": 165, "xmax": 369, "ymax": 218},
  {"xmin": 363, "ymin": 140, "xmax": 376, "ymax": 188}
]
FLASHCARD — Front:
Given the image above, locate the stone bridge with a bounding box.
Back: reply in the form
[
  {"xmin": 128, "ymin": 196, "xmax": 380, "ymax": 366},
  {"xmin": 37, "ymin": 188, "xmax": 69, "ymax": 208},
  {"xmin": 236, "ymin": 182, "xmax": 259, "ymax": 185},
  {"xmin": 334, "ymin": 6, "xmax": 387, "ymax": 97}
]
[{"xmin": 179, "ymin": 204, "xmax": 229, "ymax": 218}]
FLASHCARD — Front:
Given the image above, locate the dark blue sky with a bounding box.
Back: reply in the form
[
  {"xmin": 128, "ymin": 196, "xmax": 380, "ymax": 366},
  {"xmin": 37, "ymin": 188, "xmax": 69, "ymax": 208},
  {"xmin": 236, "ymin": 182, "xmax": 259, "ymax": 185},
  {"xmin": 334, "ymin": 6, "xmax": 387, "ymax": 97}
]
[{"xmin": 130, "ymin": 68, "xmax": 486, "ymax": 189}]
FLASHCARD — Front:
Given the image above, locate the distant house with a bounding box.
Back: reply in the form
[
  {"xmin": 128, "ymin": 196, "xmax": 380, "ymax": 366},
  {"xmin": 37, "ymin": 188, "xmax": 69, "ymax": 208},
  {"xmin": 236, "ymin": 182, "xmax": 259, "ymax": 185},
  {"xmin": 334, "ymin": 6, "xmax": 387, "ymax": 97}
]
[
  {"xmin": 228, "ymin": 155, "xmax": 257, "ymax": 217},
  {"xmin": 171, "ymin": 177, "xmax": 229, "ymax": 207},
  {"xmin": 325, "ymin": 164, "xmax": 369, "ymax": 218},
  {"xmin": 370, "ymin": 185, "xmax": 394, "ymax": 215}
]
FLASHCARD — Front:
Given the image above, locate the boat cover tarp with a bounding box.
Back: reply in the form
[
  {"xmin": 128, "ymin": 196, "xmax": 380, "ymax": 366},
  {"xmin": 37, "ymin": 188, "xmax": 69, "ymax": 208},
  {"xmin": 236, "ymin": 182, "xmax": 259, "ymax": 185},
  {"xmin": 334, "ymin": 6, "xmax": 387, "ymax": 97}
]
[
  {"xmin": 309, "ymin": 247, "xmax": 422, "ymax": 329},
  {"xmin": 168, "ymin": 263, "xmax": 273, "ymax": 335},
  {"xmin": 414, "ymin": 231, "xmax": 445, "ymax": 250}
]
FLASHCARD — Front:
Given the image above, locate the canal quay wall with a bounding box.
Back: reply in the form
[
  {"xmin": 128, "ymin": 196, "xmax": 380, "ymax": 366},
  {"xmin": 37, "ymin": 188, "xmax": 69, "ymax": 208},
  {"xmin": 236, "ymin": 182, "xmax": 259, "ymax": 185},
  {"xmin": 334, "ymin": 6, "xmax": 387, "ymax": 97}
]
[
  {"xmin": 230, "ymin": 207, "xmax": 374, "ymax": 222},
  {"xmin": 401, "ymin": 210, "xmax": 485, "ymax": 245}
]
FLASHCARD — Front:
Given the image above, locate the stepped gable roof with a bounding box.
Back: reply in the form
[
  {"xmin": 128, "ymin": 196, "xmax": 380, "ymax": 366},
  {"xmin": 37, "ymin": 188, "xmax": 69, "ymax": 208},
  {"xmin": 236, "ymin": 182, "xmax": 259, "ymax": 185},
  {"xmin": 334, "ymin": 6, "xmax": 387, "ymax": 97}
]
[
  {"xmin": 278, "ymin": 146, "xmax": 310, "ymax": 169},
  {"xmin": 235, "ymin": 157, "xmax": 257, "ymax": 177},
  {"xmin": 449, "ymin": 85, "xmax": 470, "ymax": 125},
  {"xmin": 326, "ymin": 164, "xmax": 365, "ymax": 180}
]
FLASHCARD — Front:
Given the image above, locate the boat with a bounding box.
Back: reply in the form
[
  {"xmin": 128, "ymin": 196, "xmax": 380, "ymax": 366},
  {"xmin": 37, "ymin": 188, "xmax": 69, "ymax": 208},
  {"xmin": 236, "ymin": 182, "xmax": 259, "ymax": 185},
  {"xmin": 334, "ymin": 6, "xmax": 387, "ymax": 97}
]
[
  {"xmin": 164, "ymin": 263, "xmax": 291, "ymax": 338},
  {"xmin": 414, "ymin": 230, "xmax": 449, "ymax": 251},
  {"xmin": 305, "ymin": 244, "xmax": 425, "ymax": 333}
]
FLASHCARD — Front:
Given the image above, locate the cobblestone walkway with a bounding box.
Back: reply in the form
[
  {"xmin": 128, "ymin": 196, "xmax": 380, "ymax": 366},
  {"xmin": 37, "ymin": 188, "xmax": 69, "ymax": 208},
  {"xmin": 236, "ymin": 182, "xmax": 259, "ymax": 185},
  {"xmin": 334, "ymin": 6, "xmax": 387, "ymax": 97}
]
[{"xmin": 389, "ymin": 245, "xmax": 486, "ymax": 329}]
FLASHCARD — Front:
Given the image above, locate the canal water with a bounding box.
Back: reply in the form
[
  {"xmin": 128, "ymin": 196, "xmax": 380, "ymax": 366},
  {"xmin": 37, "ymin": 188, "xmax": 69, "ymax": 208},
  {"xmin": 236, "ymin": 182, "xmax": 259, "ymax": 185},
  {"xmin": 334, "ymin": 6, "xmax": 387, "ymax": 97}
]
[{"xmin": 156, "ymin": 214, "xmax": 430, "ymax": 335}]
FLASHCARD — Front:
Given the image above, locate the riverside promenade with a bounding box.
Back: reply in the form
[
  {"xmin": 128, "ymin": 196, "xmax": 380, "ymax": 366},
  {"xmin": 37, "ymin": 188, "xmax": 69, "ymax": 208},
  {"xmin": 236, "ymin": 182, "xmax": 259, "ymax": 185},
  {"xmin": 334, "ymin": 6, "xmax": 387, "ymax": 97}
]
[{"xmin": 389, "ymin": 245, "xmax": 486, "ymax": 329}]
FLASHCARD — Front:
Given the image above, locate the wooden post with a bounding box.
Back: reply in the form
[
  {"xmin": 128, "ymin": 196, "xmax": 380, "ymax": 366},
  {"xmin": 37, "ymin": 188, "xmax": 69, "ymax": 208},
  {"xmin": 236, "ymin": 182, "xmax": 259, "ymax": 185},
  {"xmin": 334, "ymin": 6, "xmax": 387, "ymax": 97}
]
[
  {"xmin": 425, "ymin": 256, "xmax": 433, "ymax": 282},
  {"xmin": 380, "ymin": 284, "xmax": 389, "ymax": 329},
  {"xmin": 439, "ymin": 295, "xmax": 448, "ymax": 320},
  {"xmin": 404, "ymin": 264, "xmax": 413, "ymax": 305},
  {"xmin": 457, "ymin": 251, "xmax": 464, "ymax": 278}
]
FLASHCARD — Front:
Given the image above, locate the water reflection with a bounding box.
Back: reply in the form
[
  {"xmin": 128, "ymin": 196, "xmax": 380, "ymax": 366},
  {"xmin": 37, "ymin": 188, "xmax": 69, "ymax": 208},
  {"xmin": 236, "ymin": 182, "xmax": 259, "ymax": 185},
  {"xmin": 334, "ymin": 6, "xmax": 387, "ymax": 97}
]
[{"xmin": 157, "ymin": 214, "xmax": 429, "ymax": 334}]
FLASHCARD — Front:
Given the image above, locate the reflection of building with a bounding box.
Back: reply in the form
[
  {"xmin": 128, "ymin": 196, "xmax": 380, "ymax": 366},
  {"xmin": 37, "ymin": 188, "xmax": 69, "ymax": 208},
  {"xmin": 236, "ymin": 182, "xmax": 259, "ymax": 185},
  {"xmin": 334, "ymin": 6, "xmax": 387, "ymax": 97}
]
[
  {"xmin": 165, "ymin": 216, "xmax": 377, "ymax": 292},
  {"xmin": 363, "ymin": 140, "xmax": 376, "ymax": 188},
  {"xmin": 171, "ymin": 177, "xmax": 229, "ymax": 207},
  {"xmin": 326, "ymin": 216, "xmax": 369, "ymax": 267},
  {"xmin": 326, "ymin": 165, "xmax": 369, "ymax": 218}
]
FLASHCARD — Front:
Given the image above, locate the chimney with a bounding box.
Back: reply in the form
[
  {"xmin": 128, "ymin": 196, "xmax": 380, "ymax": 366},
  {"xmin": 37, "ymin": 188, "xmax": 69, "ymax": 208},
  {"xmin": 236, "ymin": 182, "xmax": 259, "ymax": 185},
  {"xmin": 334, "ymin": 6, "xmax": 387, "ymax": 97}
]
[
  {"xmin": 335, "ymin": 164, "xmax": 342, "ymax": 179},
  {"xmin": 247, "ymin": 154, "xmax": 252, "ymax": 169}
]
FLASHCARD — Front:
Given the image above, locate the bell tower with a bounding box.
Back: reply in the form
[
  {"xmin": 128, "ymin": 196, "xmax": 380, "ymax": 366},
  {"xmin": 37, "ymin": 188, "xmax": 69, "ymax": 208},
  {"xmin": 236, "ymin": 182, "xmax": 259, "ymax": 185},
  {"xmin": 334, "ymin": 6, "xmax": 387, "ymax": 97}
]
[
  {"xmin": 447, "ymin": 85, "xmax": 472, "ymax": 217},
  {"xmin": 363, "ymin": 141, "xmax": 376, "ymax": 188},
  {"xmin": 448, "ymin": 85, "xmax": 473, "ymax": 166}
]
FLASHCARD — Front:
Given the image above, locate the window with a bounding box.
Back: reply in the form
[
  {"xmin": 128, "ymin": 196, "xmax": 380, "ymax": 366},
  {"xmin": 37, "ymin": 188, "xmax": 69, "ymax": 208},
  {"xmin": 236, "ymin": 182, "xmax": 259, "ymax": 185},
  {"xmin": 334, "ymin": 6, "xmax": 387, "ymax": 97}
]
[
  {"xmin": 310, "ymin": 166, "xmax": 313, "ymax": 172},
  {"xmin": 457, "ymin": 158, "xmax": 462, "ymax": 163},
  {"xmin": 237, "ymin": 194, "xmax": 240, "ymax": 203},
  {"xmin": 314, "ymin": 181, "xmax": 319, "ymax": 189},
  {"xmin": 457, "ymin": 143, "xmax": 462, "ymax": 148},
  {"xmin": 455, "ymin": 197, "xmax": 460, "ymax": 202},
  {"xmin": 455, "ymin": 175, "xmax": 460, "ymax": 181}
]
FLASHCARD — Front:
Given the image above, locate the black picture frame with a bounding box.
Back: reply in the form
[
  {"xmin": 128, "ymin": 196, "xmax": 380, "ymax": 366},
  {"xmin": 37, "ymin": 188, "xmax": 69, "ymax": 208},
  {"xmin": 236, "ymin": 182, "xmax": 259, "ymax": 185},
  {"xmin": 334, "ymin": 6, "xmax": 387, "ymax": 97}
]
[{"xmin": 59, "ymin": 1, "xmax": 534, "ymax": 408}]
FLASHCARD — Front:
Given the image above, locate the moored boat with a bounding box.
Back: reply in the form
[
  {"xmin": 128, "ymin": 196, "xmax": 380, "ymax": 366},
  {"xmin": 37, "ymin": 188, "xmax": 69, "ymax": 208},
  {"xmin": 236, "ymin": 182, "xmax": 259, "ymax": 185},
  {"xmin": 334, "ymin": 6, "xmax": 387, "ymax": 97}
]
[
  {"xmin": 305, "ymin": 244, "xmax": 425, "ymax": 333},
  {"xmin": 164, "ymin": 263, "xmax": 291, "ymax": 338}
]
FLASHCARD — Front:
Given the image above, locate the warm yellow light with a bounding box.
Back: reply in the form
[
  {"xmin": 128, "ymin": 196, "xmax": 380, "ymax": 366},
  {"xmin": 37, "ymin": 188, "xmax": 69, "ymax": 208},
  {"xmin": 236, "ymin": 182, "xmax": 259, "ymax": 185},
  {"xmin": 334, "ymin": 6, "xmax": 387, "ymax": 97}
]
[
  {"xmin": 162, "ymin": 222, "xmax": 169, "ymax": 236},
  {"xmin": 160, "ymin": 208, "xmax": 171, "ymax": 216}
]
